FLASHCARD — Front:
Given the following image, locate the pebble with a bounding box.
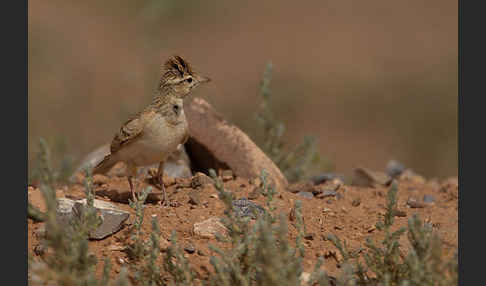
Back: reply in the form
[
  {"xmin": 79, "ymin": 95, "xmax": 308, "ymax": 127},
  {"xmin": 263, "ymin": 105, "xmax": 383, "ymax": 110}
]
[
  {"xmin": 393, "ymin": 210, "xmax": 407, "ymax": 217},
  {"xmin": 231, "ymin": 198, "xmax": 265, "ymax": 219},
  {"xmin": 407, "ymin": 197, "xmax": 426, "ymax": 208},
  {"xmin": 221, "ymin": 170, "xmax": 234, "ymax": 182},
  {"xmin": 423, "ymin": 194, "xmax": 436, "ymax": 203},
  {"xmin": 304, "ymin": 233, "xmax": 315, "ymax": 240},
  {"xmin": 351, "ymin": 198, "xmax": 361, "ymax": 207},
  {"xmin": 310, "ymin": 173, "xmax": 345, "ymax": 185},
  {"xmin": 197, "ymin": 249, "xmax": 206, "ymax": 256},
  {"xmin": 316, "ymin": 189, "xmax": 337, "ymax": 199},
  {"xmin": 297, "ymin": 191, "xmax": 314, "ymax": 199},
  {"xmin": 386, "ymin": 160, "xmax": 406, "ymax": 178},
  {"xmin": 188, "ymin": 191, "xmax": 201, "ymax": 205},
  {"xmin": 352, "ymin": 167, "xmax": 392, "ymax": 188},
  {"xmin": 191, "ymin": 172, "xmax": 213, "ymax": 189},
  {"xmin": 184, "ymin": 245, "xmax": 196, "ymax": 254}
]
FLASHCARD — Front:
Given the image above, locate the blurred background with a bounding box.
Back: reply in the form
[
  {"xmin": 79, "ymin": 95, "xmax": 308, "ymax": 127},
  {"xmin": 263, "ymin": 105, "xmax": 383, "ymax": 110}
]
[{"xmin": 28, "ymin": 0, "xmax": 457, "ymax": 180}]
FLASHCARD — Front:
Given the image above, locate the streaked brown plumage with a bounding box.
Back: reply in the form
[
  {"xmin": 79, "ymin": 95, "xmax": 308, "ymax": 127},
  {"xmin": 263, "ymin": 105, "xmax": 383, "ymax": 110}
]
[{"xmin": 93, "ymin": 55, "xmax": 210, "ymax": 204}]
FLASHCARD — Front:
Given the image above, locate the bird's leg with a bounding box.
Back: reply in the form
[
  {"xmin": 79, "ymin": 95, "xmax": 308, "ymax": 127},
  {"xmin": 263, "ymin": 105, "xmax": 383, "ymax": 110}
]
[
  {"xmin": 127, "ymin": 163, "xmax": 138, "ymax": 202},
  {"xmin": 128, "ymin": 176, "xmax": 136, "ymax": 202},
  {"xmin": 156, "ymin": 161, "xmax": 167, "ymax": 206}
]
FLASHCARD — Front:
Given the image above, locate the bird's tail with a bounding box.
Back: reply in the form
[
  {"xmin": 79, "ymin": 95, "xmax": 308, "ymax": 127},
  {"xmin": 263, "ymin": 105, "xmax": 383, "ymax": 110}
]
[{"xmin": 92, "ymin": 154, "xmax": 118, "ymax": 175}]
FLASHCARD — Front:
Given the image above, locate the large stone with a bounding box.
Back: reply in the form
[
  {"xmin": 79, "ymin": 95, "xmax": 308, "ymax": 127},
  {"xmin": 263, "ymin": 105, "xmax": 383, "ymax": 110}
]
[
  {"xmin": 352, "ymin": 167, "xmax": 392, "ymax": 188},
  {"xmin": 185, "ymin": 97, "xmax": 288, "ymax": 191},
  {"xmin": 193, "ymin": 217, "xmax": 228, "ymax": 239},
  {"xmin": 56, "ymin": 198, "xmax": 130, "ymax": 240}
]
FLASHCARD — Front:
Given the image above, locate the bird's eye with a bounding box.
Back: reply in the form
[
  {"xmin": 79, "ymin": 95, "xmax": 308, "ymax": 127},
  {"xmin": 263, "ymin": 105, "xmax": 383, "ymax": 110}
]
[
  {"xmin": 186, "ymin": 77, "xmax": 193, "ymax": 83},
  {"xmin": 173, "ymin": 104, "xmax": 180, "ymax": 113}
]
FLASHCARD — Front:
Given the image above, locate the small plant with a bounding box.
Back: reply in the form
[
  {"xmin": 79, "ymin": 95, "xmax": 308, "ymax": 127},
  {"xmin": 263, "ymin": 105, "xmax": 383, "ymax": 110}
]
[
  {"xmin": 134, "ymin": 217, "xmax": 164, "ymax": 285},
  {"xmin": 327, "ymin": 181, "xmax": 458, "ymax": 285},
  {"xmin": 206, "ymin": 169, "xmax": 333, "ymax": 286},
  {"xmin": 28, "ymin": 141, "xmax": 127, "ymax": 286},
  {"xmin": 254, "ymin": 63, "xmax": 330, "ymax": 183},
  {"xmin": 29, "ymin": 137, "xmax": 75, "ymax": 185},
  {"xmin": 29, "ymin": 163, "xmax": 105, "ymax": 285},
  {"xmin": 163, "ymin": 231, "xmax": 197, "ymax": 285},
  {"xmin": 126, "ymin": 186, "xmax": 152, "ymax": 261}
]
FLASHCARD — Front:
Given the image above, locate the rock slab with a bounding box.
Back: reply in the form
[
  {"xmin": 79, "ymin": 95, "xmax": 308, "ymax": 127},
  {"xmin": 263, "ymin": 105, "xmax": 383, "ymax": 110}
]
[
  {"xmin": 56, "ymin": 198, "xmax": 130, "ymax": 240},
  {"xmin": 185, "ymin": 97, "xmax": 288, "ymax": 191}
]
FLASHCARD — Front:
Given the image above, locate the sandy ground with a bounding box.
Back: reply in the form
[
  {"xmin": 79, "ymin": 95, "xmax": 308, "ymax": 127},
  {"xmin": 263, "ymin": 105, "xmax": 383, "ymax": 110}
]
[{"xmin": 28, "ymin": 171, "xmax": 458, "ymax": 282}]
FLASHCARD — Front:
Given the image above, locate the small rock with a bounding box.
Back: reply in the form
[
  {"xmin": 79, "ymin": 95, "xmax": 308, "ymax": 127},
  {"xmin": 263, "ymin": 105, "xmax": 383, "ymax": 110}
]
[
  {"xmin": 188, "ymin": 191, "xmax": 201, "ymax": 205},
  {"xmin": 56, "ymin": 198, "xmax": 130, "ymax": 240},
  {"xmin": 386, "ymin": 160, "xmax": 405, "ymax": 178},
  {"xmin": 231, "ymin": 198, "xmax": 265, "ymax": 219},
  {"xmin": 440, "ymin": 177, "xmax": 458, "ymax": 193},
  {"xmin": 399, "ymin": 169, "xmax": 426, "ymax": 185},
  {"xmin": 310, "ymin": 173, "xmax": 345, "ymax": 185},
  {"xmin": 407, "ymin": 197, "xmax": 426, "ymax": 208},
  {"xmin": 297, "ymin": 191, "xmax": 314, "ymax": 199},
  {"xmin": 287, "ymin": 182, "xmax": 314, "ymax": 194},
  {"xmin": 197, "ymin": 249, "xmax": 206, "ymax": 256},
  {"xmin": 316, "ymin": 189, "xmax": 337, "ymax": 199},
  {"xmin": 423, "ymin": 194, "xmax": 436, "ymax": 204},
  {"xmin": 351, "ymin": 198, "xmax": 361, "ymax": 207},
  {"xmin": 393, "ymin": 210, "xmax": 407, "ymax": 217},
  {"xmin": 367, "ymin": 225, "xmax": 376, "ymax": 233},
  {"xmin": 175, "ymin": 177, "xmax": 192, "ymax": 188},
  {"xmin": 184, "ymin": 245, "xmax": 196, "ymax": 254},
  {"xmin": 248, "ymin": 187, "xmax": 262, "ymax": 200},
  {"xmin": 221, "ymin": 170, "xmax": 234, "ymax": 181},
  {"xmin": 304, "ymin": 233, "xmax": 315, "ymax": 240},
  {"xmin": 191, "ymin": 172, "xmax": 213, "ymax": 189},
  {"xmin": 352, "ymin": 167, "xmax": 392, "ymax": 188},
  {"xmin": 210, "ymin": 194, "xmax": 218, "ymax": 199},
  {"xmin": 193, "ymin": 217, "xmax": 228, "ymax": 239}
]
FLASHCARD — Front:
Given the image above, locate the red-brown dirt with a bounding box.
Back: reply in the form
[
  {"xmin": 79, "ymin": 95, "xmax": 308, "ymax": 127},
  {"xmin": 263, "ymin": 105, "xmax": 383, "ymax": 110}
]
[{"xmin": 28, "ymin": 172, "xmax": 458, "ymax": 282}]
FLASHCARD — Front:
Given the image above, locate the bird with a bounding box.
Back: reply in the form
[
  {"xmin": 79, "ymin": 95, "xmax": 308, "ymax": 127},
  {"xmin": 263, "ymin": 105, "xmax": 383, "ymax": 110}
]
[{"xmin": 92, "ymin": 55, "xmax": 210, "ymax": 204}]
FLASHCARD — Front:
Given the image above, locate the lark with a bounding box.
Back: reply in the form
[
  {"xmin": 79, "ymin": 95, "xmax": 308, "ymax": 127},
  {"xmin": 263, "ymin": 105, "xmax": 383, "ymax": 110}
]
[{"xmin": 93, "ymin": 55, "xmax": 210, "ymax": 204}]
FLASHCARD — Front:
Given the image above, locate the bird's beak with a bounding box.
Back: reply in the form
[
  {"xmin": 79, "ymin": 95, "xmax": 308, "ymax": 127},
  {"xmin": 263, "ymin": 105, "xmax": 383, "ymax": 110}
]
[{"xmin": 197, "ymin": 75, "xmax": 211, "ymax": 83}]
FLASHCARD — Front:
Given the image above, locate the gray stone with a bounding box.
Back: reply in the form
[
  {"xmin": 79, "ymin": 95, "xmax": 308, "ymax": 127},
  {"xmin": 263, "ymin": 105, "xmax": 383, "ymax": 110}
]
[
  {"xmin": 184, "ymin": 245, "xmax": 196, "ymax": 254},
  {"xmin": 231, "ymin": 198, "xmax": 265, "ymax": 219},
  {"xmin": 386, "ymin": 160, "xmax": 406, "ymax": 178},
  {"xmin": 310, "ymin": 173, "xmax": 345, "ymax": 185},
  {"xmin": 316, "ymin": 190, "xmax": 337, "ymax": 199},
  {"xmin": 423, "ymin": 194, "xmax": 436, "ymax": 203},
  {"xmin": 297, "ymin": 191, "xmax": 314, "ymax": 199},
  {"xmin": 56, "ymin": 198, "xmax": 130, "ymax": 240}
]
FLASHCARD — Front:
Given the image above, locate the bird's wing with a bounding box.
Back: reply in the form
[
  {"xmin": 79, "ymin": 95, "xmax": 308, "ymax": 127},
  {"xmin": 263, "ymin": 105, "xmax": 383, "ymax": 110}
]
[{"xmin": 110, "ymin": 111, "xmax": 152, "ymax": 154}]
